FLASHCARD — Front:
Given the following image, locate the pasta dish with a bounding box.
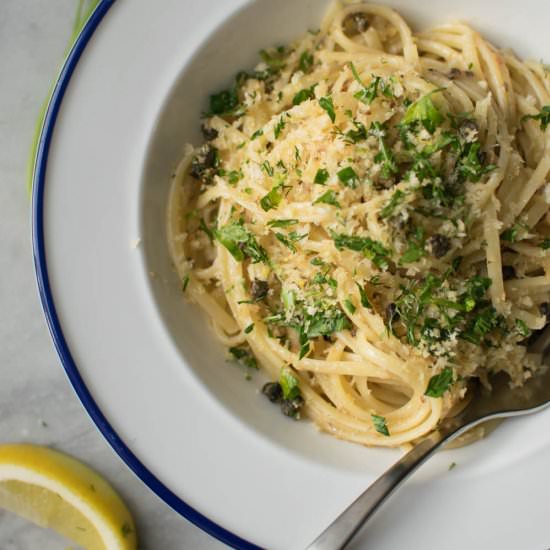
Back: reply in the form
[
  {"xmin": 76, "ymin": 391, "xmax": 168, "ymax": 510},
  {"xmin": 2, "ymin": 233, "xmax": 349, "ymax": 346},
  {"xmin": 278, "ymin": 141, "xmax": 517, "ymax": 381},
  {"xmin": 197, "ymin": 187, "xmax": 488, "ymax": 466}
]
[{"xmin": 167, "ymin": 1, "xmax": 550, "ymax": 447}]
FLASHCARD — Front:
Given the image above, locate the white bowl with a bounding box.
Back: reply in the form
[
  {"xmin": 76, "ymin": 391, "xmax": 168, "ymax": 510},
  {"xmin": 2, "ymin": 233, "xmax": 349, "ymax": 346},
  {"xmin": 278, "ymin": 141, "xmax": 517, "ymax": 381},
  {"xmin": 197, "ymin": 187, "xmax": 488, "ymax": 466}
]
[{"xmin": 33, "ymin": 0, "xmax": 550, "ymax": 548}]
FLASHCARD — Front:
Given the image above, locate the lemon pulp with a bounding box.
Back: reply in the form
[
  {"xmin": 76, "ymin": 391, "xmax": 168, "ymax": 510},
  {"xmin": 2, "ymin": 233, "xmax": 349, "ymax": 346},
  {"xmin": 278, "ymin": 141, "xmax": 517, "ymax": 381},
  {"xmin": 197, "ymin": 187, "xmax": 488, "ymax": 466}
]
[{"xmin": 0, "ymin": 444, "xmax": 137, "ymax": 550}]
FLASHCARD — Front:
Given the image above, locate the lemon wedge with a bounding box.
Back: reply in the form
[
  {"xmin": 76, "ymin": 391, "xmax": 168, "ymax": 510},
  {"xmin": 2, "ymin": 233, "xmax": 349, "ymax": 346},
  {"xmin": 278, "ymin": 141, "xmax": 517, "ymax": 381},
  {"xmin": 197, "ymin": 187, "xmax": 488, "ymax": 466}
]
[{"xmin": 0, "ymin": 444, "xmax": 137, "ymax": 550}]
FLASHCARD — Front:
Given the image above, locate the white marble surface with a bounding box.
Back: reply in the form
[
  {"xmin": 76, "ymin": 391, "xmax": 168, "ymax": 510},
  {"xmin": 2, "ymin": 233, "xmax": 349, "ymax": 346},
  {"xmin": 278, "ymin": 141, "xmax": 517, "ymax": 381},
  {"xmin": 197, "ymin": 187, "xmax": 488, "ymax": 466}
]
[{"xmin": 0, "ymin": 2, "xmax": 227, "ymax": 548}]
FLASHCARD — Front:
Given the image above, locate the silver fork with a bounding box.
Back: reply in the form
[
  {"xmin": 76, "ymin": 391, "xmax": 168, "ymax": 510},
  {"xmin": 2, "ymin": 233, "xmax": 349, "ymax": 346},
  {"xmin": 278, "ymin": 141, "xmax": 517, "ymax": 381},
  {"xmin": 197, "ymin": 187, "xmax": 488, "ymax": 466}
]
[{"xmin": 306, "ymin": 326, "xmax": 550, "ymax": 550}]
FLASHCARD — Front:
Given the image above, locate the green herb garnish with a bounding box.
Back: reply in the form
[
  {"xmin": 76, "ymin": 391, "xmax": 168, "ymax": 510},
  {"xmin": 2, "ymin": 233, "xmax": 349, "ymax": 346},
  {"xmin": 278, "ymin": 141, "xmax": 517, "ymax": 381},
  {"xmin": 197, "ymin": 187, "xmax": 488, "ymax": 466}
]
[
  {"xmin": 274, "ymin": 231, "xmax": 307, "ymax": 252},
  {"xmin": 199, "ymin": 218, "xmax": 214, "ymax": 242},
  {"xmin": 227, "ymin": 169, "xmax": 243, "ymax": 185},
  {"xmin": 259, "ymin": 46, "xmax": 287, "ymax": 71},
  {"xmin": 425, "ymin": 367, "xmax": 453, "ymax": 397},
  {"xmin": 460, "ymin": 306, "xmax": 502, "ymax": 345},
  {"xmin": 280, "ymin": 367, "xmax": 301, "ymax": 399},
  {"xmin": 350, "ymin": 63, "xmax": 381, "ymax": 105},
  {"xmin": 208, "ymin": 87, "xmax": 240, "ymax": 117},
  {"xmin": 344, "ymin": 297, "xmax": 356, "ymax": 314},
  {"xmin": 331, "ymin": 231, "xmax": 390, "ymax": 270},
  {"xmin": 402, "ymin": 88, "xmax": 445, "ymax": 133},
  {"xmin": 314, "ymin": 168, "xmax": 329, "ymax": 185},
  {"xmin": 380, "ymin": 190, "xmax": 406, "ymax": 219},
  {"xmin": 299, "ymin": 50, "xmax": 314, "ymax": 73},
  {"xmin": 261, "ymin": 160, "xmax": 274, "ymax": 176},
  {"xmin": 267, "ymin": 218, "xmax": 298, "ymax": 228},
  {"xmin": 356, "ymin": 283, "xmax": 371, "ymax": 309},
  {"xmin": 319, "ymin": 96, "xmax": 336, "ymax": 122},
  {"xmin": 229, "ymin": 346, "xmax": 258, "ymax": 369},
  {"xmin": 456, "ymin": 142, "xmax": 496, "ymax": 182},
  {"xmin": 251, "ymin": 129, "xmax": 264, "ymax": 140},
  {"xmin": 266, "ymin": 299, "xmax": 350, "ymax": 359},
  {"xmin": 501, "ymin": 225, "xmax": 520, "ymax": 243},
  {"xmin": 399, "ymin": 227, "xmax": 426, "ymax": 265},
  {"xmin": 370, "ymin": 122, "xmax": 398, "ymax": 178},
  {"xmin": 371, "ymin": 414, "xmax": 390, "ymax": 436},
  {"xmin": 182, "ymin": 274, "xmax": 190, "ymax": 292},
  {"xmin": 274, "ymin": 116, "xmax": 286, "ymax": 139},
  {"xmin": 313, "ymin": 189, "xmax": 341, "ymax": 208},
  {"xmin": 522, "ymin": 105, "xmax": 550, "ymax": 130},
  {"xmin": 260, "ymin": 183, "xmax": 284, "ymax": 211},
  {"xmin": 214, "ymin": 220, "xmax": 269, "ymax": 264},
  {"xmin": 343, "ymin": 120, "xmax": 368, "ymax": 143},
  {"xmin": 337, "ymin": 166, "xmax": 359, "ymax": 188},
  {"xmin": 515, "ymin": 319, "xmax": 531, "ymax": 337},
  {"xmin": 293, "ymin": 84, "xmax": 317, "ymax": 106}
]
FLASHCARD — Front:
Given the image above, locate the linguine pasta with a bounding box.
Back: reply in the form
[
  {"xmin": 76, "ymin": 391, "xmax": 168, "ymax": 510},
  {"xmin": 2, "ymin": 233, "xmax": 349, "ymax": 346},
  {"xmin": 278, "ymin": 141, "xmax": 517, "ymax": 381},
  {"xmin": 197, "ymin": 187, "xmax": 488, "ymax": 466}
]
[{"xmin": 167, "ymin": 1, "xmax": 550, "ymax": 447}]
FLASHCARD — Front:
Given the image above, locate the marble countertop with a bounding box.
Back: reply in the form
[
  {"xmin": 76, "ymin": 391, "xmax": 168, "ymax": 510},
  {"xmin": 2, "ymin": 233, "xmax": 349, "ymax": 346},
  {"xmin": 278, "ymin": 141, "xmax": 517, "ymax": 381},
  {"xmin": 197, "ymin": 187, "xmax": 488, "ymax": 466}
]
[{"xmin": 0, "ymin": 2, "xmax": 226, "ymax": 548}]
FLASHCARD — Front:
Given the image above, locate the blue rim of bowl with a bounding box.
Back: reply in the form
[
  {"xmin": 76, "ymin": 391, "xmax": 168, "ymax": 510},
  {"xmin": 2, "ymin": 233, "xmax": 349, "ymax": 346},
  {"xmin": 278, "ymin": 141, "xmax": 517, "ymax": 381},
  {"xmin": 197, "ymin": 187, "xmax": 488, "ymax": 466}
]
[{"xmin": 31, "ymin": 2, "xmax": 261, "ymax": 548}]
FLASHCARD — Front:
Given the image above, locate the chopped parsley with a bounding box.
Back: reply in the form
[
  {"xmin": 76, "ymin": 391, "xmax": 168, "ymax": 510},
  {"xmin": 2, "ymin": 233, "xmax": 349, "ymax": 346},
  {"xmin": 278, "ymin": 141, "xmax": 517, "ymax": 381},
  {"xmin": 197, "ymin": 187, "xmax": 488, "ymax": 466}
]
[
  {"xmin": 274, "ymin": 116, "xmax": 286, "ymax": 138},
  {"xmin": 229, "ymin": 346, "xmax": 258, "ymax": 370},
  {"xmin": 265, "ymin": 296, "xmax": 350, "ymax": 359},
  {"xmin": 267, "ymin": 218, "xmax": 298, "ymax": 228},
  {"xmin": 299, "ymin": 50, "xmax": 314, "ymax": 73},
  {"xmin": 214, "ymin": 220, "xmax": 269, "ymax": 264},
  {"xmin": 280, "ymin": 367, "xmax": 301, "ymax": 400},
  {"xmin": 399, "ymin": 245, "xmax": 424, "ymax": 264},
  {"xmin": 293, "ymin": 84, "xmax": 317, "ymax": 106},
  {"xmin": 460, "ymin": 306, "xmax": 503, "ymax": 345},
  {"xmin": 380, "ymin": 190, "xmax": 406, "ymax": 219},
  {"xmin": 251, "ymin": 129, "xmax": 264, "ymax": 140},
  {"xmin": 343, "ymin": 120, "xmax": 368, "ymax": 144},
  {"xmin": 540, "ymin": 239, "xmax": 550, "ymax": 250},
  {"xmin": 522, "ymin": 105, "xmax": 550, "ymax": 130},
  {"xmin": 402, "ymin": 88, "xmax": 445, "ymax": 133},
  {"xmin": 208, "ymin": 87, "xmax": 241, "ymax": 117},
  {"xmin": 261, "ymin": 160, "xmax": 274, "ymax": 176},
  {"xmin": 425, "ymin": 367, "xmax": 454, "ymax": 397},
  {"xmin": 314, "ymin": 168, "xmax": 329, "ymax": 185},
  {"xmin": 274, "ymin": 231, "xmax": 307, "ymax": 252},
  {"xmin": 337, "ymin": 166, "xmax": 359, "ymax": 188},
  {"xmin": 349, "ymin": 63, "xmax": 391, "ymax": 105},
  {"xmin": 310, "ymin": 257, "xmax": 326, "ymax": 266},
  {"xmin": 399, "ymin": 227, "xmax": 426, "ymax": 265},
  {"xmin": 356, "ymin": 283, "xmax": 372, "ymax": 309},
  {"xmin": 227, "ymin": 169, "xmax": 243, "ymax": 185},
  {"xmin": 371, "ymin": 414, "xmax": 390, "ymax": 436},
  {"xmin": 319, "ymin": 96, "xmax": 336, "ymax": 122},
  {"xmin": 259, "ymin": 46, "xmax": 288, "ymax": 71},
  {"xmin": 313, "ymin": 189, "xmax": 341, "ymax": 208},
  {"xmin": 331, "ymin": 231, "xmax": 391, "ymax": 270},
  {"xmin": 244, "ymin": 323, "xmax": 255, "ymax": 334},
  {"xmin": 199, "ymin": 218, "xmax": 214, "ymax": 242},
  {"xmin": 515, "ymin": 319, "xmax": 531, "ymax": 337},
  {"xmin": 260, "ymin": 183, "xmax": 284, "ymax": 211},
  {"xmin": 370, "ymin": 122, "xmax": 398, "ymax": 178},
  {"xmin": 456, "ymin": 142, "xmax": 496, "ymax": 182},
  {"xmin": 278, "ymin": 367, "xmax": 304, "ymax": 419},
  {"xmin": 391, "ymin": 273, "xmax": 501, "ymax": 351},
  {"xmin": 182, "ymin": 274, "xmax": 190, "ymax": 292},
  {"xmin": 344, "ymin": 297, "xmax": 356, "ymax": 314},
  {"xmin": 312, "ymin": 271, "xmax": 337, "ymax": 289},
  {"xmin": 501, "ymin": 224, "xmax": 522, "ymax": 243}
]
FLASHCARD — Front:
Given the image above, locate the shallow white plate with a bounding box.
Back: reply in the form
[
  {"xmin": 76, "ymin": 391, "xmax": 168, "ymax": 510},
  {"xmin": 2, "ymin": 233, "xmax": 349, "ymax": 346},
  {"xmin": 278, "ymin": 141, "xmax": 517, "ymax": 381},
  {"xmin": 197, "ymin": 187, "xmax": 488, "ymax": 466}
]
[{"xmin": 33, "ymin": 0, "xmax": 550, "ymax": 548}]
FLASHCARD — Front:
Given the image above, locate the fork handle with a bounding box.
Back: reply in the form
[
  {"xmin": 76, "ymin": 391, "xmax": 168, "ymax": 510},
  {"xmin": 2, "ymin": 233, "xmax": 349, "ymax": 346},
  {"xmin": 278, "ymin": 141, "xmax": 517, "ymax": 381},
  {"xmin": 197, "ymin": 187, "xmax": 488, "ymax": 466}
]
[{"xmin": 306, "ymin": 429, "xmax": 455, "ymax": 550}]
